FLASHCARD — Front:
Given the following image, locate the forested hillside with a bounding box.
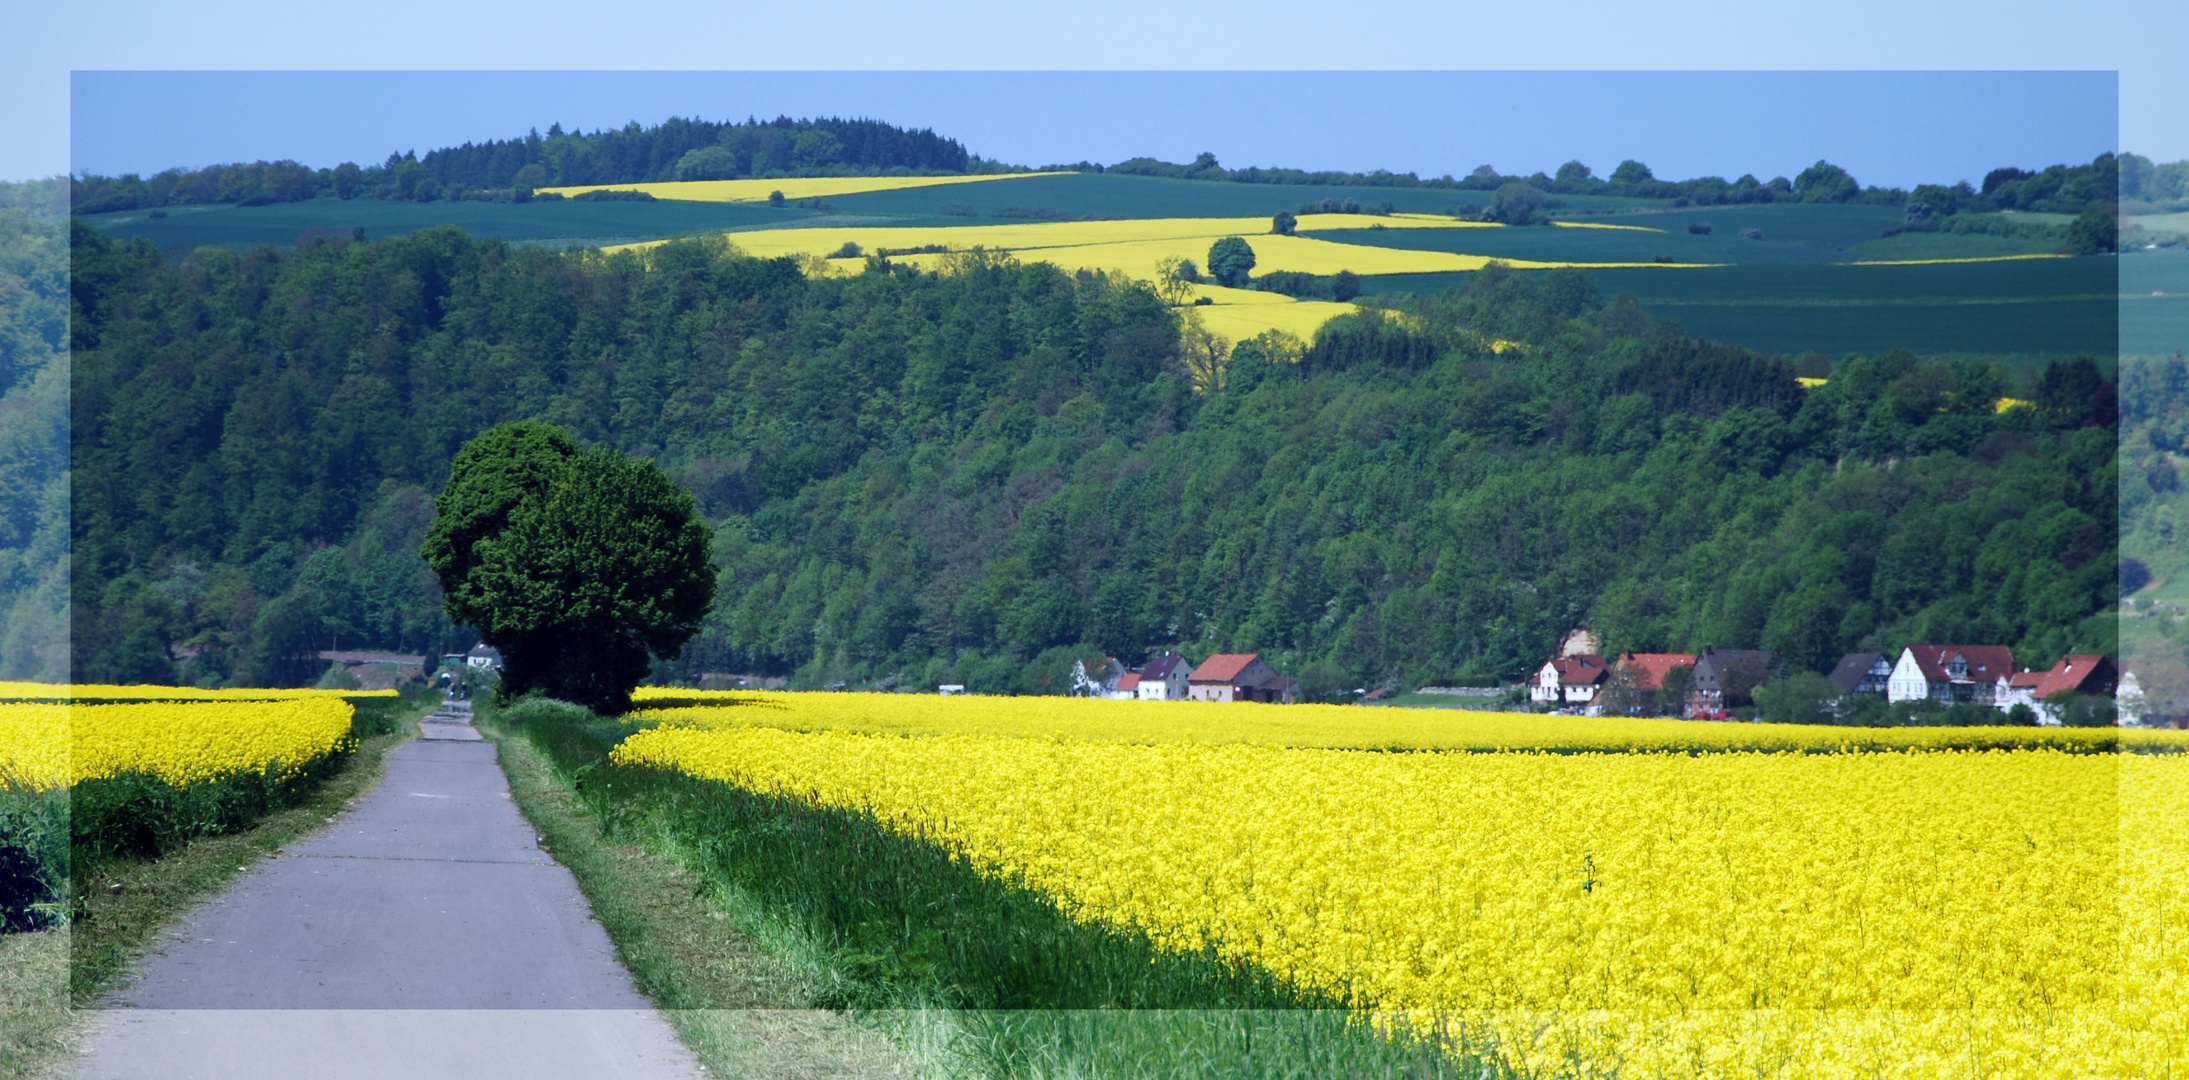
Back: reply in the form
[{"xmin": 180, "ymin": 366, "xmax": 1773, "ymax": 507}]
[
  {"xmin": 68, "ymin": 223, "xmax": 2118, "ymax": 691},
  {"xmin": 0, "ymin": 205, "xmax": 68, "ymax": 680}
]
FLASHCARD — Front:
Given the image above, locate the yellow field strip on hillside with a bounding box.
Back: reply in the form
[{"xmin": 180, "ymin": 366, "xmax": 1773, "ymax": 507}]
[
  {"xmin": 1848, "ymin": 253, "xmax": 2072, "ymax": 266},
  {"xmin": 536, "ymin": 172, "xmax": 1069, "ymax": 204},
  {"xmin": 622, "ymin": 690, "xmax": 2185, "ymax": 753},
  {"xmin": 610, "ymin": 217, "xmax": 1719, "ymax": 276},
  {"xmin": 1551, "ymin": 220, "xmax": 1667, "ymax": 232},
  {"xmin": 0, "ymin": 681, "xmax": 393, "ymax": 701},
  {"xmin": 610, "ymin": 723, "xmax": 2183, "ymax": 1079},
  {"xmin": 0, "ymin": 699, "xmax": 355, "ymax": 791}
]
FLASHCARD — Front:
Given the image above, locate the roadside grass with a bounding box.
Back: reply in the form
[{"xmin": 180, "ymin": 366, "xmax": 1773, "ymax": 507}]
[
  {"xmin": 486, "ymin": 696, "xmax": 1500, "ymax": 1080},
  {"xmin": 0, "ymin": 926, "xmax": 67, "ymax": 1080},
  {"xmin": 481, "ymin": 700, "xmax": 918, "ymax": 1079}
]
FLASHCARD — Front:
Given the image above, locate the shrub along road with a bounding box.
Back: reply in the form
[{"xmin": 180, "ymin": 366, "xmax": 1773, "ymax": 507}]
[{"xmin": 67, "ymin": 700, "xmax": 703, "ymax": 1080}]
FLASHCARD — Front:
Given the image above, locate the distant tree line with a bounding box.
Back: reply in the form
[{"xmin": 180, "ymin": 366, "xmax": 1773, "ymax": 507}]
[
  {"xmin": 1104, "ymin": 151, "xmax": 2172, "ymax": 219},
  {"xmin": 67, "ymin": 113, "xmax": 2180, "ymax": 224},
  {"xmin": 67, "ymin": 116, "xmax": 971, "ymax": 214},
  {"xmin": 0, "ymin": 178, "xmax": 68, "ymax": 218}
]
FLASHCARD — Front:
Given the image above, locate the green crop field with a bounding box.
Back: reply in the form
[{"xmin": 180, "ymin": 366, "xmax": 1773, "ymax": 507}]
[
  {"xmin": 1308, "ymin": 202, "xmax": 1954, "ymax": 266},
  {"xmin": 1362, "ymin": 257, "xmax": 2120, "ymax": 359},
  {"xmin": 2123, "ymin": 250, "xmax": 2189, "ymax": 356},
  {"xmin": 82, "ymin": 197, "xmax": 815, "ymax": 250}
]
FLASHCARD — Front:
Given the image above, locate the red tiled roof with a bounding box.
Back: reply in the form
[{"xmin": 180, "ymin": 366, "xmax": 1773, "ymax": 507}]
[
  {"xmin": 1115, "ymin": 673, "xmax": 1142, "ymax": 692},
  {"xmin": 2023, "ymin": 655, "xmax": 2114, "ymax": 700},
  {"xmin": 1616, "ymin": 652, "xmax": 1695, "ymax": 691},
  {"xmin": 1905, "ymin": 645, "xmax": 2013, "ymax": 685},
  {"xmin": 1552, "ymin": 654, "xmax": 1610, "ymax": 687},
  {"xmin": 1190, "ymin": 653, "xmax": 1261, "ymax": 683}
]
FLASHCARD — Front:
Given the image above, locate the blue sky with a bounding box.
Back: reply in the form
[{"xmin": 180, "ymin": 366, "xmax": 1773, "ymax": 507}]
[
  {"xmin": 6, "ymin": 0, "xmax": 2184, "ymax": 185},
  {"xmin": 68, "ymin": 71, "xmax": 2118, "ymax": 191}
]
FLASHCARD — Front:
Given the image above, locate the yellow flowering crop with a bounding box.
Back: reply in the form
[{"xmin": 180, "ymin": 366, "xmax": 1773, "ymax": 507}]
[
  {"xmin": 0, "ymin": 703, "xmax": 67, "ymax": 789},
  {"xmin": 625, "ymin": 689, "xmax": 2185, "ymax": 754},
  {"xmin": 535, "ymin": 172, "xmax": 1067, "ymax": 204},
  {"xmin": 610, "ymin": 722, "xmax": 2184, "ymax": 1078},
  {"xmin": 0, "ymin": 699, "xmax": 354, "ymax": 791},
  {"xmin": 635, "ymin": 221, "xmax": 1711, "ymax": 279},
  {"xmin": 0, "ymin": 681, "xmax": 393, "ymax": 702},
  {"xmin": 1848, "ymin": 253, "xmax": 2071, "ymax": 266}
]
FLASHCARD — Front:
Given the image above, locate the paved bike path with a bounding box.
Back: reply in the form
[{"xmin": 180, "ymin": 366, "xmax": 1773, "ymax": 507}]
[{"xmin": 72, "ymin": 701, "xmax": 704, "ymax": 1079}]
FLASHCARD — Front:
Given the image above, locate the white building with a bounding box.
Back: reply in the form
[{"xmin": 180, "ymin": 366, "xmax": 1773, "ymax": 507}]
[
  {"xmin": 1135, "ymin": 655, "xmax": 1190, "ymax": 701},
  {"xmin": 1887, "ymin": 645, "xmax": 2013, "ymax": 705}
]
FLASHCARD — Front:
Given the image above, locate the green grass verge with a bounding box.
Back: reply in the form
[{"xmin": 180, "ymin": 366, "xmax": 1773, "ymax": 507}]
[
  {"xmin": 481, "ymin": 700, "xmax": 921, "ymax": 1080},
  {"xmin": 0, "ymin": 926, "xmax": 67, "ymax": 1080},
  {"xmin": 486, "ymin": 696, "xmax": 1500, "ymax": 1080}
]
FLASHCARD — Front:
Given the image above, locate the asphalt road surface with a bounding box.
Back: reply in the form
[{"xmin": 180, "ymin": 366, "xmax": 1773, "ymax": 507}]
[{"xmin": 71, "ymin": 700, "xmax": 704, "ymax": 1080}]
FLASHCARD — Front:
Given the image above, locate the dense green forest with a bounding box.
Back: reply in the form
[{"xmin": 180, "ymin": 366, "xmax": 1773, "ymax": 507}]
[
  {"xmin": 0, "ymin": 205, "xmax": 67, "ymax": 681},
  {"xmin": 66, "ymin": 221, "xmax": 2118, "ymax": 691}
]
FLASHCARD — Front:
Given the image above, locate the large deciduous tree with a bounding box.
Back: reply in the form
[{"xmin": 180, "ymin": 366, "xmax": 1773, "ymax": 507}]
[
  {"xmin": 1206, "ymin": 236, "xmax": 1256, "ymax": 287},
  {"xmin": 423, "ymin": 421, "xmax": 716, "ymax": 714}
]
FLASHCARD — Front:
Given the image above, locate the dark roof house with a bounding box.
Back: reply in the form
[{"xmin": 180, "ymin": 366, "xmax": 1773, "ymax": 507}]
[{"xmin": 1827, "ymin": 653, "xmax": 1891, "ymax": 696}]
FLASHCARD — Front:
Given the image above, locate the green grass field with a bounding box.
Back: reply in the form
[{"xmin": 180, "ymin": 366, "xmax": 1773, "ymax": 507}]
[
  {"xmin": 2123, "ymin": 250, "xmax": 2189, "ymax": 356},
  {"xmin": 1363, "ymin": 257, "xmax": 2121, "ymax": 358},
  {"xmin": 83, "ymin": 197, "xmax": 815, "ymax": 250},
  {"xmin": 1306, "ymin": 202, "xmax": 2027, "ymax": 266}
]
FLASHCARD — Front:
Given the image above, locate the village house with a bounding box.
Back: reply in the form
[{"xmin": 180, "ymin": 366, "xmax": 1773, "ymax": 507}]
[
  {"xmin": 1531, "ymin": 654, "xmax": 1610, "ymax": 707},
  {"xmin": 1685, "ymin": 647, "xmax": 1774, "ymax": 718},
  {"xmin": 465, "ymin": 643, "xmax": 503, "ymax": 671},
  {"xmin": 1599, "ymin": 652, "xmax": 1694, "ymax": 715},
  {"xmin": 1187, "ymin": 653, "xmax": 1297, "ymax": 703},
  {"xmin": 1826, "ymin": 652, "xmax": 1893, "ymax": 697},
  {"xmin": 1997, "ymin": 654, "xmax": 2117, "ymax": 723},
  {"xmin": 1887, "ymin": 644, "xmax": 2014, "ymax": 706},
  {"xmin": 1614, "ymin": 652, "xmax": 1695, "ymax": 692},
  {"xmin": 1136, "ymin": 654, "xmax": 1191, "ymax": 701}
]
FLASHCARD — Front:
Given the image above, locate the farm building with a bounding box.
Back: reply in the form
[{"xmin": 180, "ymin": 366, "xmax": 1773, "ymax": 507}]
[
  {"xmin": 1997, "ymin": 654, "xmax": 2118, "ymax": 722},
  {"xmin": 1827, "ymin": 653, "xmax": 1893, "ymax": 696},
  {"xmin": 1188, "ymin": 653, "xmax": 1296, "ymax": 703},
  {"xmin": 1136, "ymin": 654, "xmax": 1191, "ymax": 701},
  {"xmin": 1887, "ymin": 645, "xmax": 2014, "ymax": 706},
  {"xmin": 1685, "ymin": 648, "xmax": 1774, "ymax": 718},
  {"xmin": 1613, "ymin": 652, "xmax": 1694, "ymax": 692}
]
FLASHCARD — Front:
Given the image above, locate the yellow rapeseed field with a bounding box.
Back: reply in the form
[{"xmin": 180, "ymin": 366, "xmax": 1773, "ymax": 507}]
[
  {"xmin": 624, "ymin": 689, "xmax": 2184, "ymax": 753},
  {"xmin": 609, "ymin": 717, "xmax": 2183, "ymax": 1079},
  {"xmin": 0, "ymin": 699, "xmax": 355, "ymax": 791},
  {"xmin": 635, "ymin": 220, "xmax": 1707, "ymax": 279},
  {"xmin": 535, "ymin": 172, "xmax": 1067, "ymax": 203},
  {"xmin": 1848, "ymin": 253, "xmax": 2071, "ymax": 266},
  {"xmin": 598, "ymin": 214, "xmax": 1715, "ymax": 346},
  {"xmin": 0, "ymin": 681, "xmax": 393, "ymax": 701}
]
